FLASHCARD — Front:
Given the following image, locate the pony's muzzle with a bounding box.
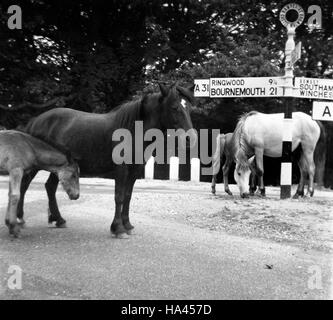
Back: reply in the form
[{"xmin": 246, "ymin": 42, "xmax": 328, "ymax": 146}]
[{"xmin": 69, "ymin": 191, "xmax": 80, "ymax": 200}]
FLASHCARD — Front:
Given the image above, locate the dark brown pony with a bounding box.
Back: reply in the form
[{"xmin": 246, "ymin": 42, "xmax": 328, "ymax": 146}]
[
  {"xmin": 19, "ymin": 83, "xmax": 197, "ymax": 238},
  {"xmin": 0, "ymin": 130, "xmax": 80, "ymax": 237}
]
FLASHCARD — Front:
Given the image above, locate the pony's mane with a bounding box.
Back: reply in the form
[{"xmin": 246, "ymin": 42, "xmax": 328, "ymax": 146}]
[
  {"xmin": 111, "ymin": 97, "xmax": 145, "ymax": 130},
  {"xmin": 233, "ymin": 111, "xmax": 258, "ymax": 170},
  {"xmin": 108, "ymin": 84, "xmax": 194, "ymax": 131}
]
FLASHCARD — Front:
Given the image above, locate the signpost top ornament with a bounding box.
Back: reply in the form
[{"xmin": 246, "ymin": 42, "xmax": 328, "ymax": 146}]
[{"xmin": 279, "ymin": 3, "xmax": 305, "ymax": 29}]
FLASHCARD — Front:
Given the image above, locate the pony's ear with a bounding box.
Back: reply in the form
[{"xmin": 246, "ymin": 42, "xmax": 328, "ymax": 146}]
[
  {"xmin": 187, "ymin": 83, "xmax": 195, "ymax": 92},
  {"xmin": 139, "ymin": 93, "xmax": 148, "ymax": 119},
  {"xmin": 248, "ymin": 156, "xmax": 256, "ymax": 172},
  {"xmin": 159, "ymin": 83, "xmax": 169, "ymax": 97}
]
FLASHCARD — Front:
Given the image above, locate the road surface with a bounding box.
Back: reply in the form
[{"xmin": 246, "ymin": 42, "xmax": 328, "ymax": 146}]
[{"xmin": 0, "ymin": 173, "xmax": 332, "ymax": 299}]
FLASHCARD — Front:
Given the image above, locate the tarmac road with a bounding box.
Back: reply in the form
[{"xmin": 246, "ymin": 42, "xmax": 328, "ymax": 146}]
[{"xmin": 0, "ymin": 175, "xmax": 332, "ymax": 300}]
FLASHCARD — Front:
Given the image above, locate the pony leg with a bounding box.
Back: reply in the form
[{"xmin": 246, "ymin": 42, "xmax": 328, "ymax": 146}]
[
  {"xmin": 254, "ymin": 148, "xmax": 265, "ymax": 196},
  {"xmin": 17, "ymin": 169, "xmax": 38, "ymax": 226},
  {"xmin": 249, "ymin": 157, "xmax": 258, "ymax": 195},
  {"xmin": 7, "ymin": 168, "xmax": 23, "ymax": 237},
  {"xmin": 249, "ymin": 173, "xmax": 257, "ymax": 195},
  {"xmin": 45, "ymin": 173, "xmax": 66, "ymax": 227},
  {"xmin": 111, "ymin": 169, "xmax": 128, "ymax": 238},
  {"xmin": 121, "ymin": 174, "xmax": 137, "ymax": 235},
  {"xmin": 293, "ymin": 155, "xmax": 306, "ymax": 199},
  {"xmin": 5, "ymin": 181, "xmax": 12, "ymax": 227},
  {"xmin": 223, "ymin": 159, "xmax": 232, "ymax": 196},
  {"xmin": 211, "ymin": 175, "xmax": 217, "ymax": 195},
  {"xmin": 258, "ymin": 176, "xmax": 265, "ymax": 196},
  {"xmin": 211, "ymin": 137, "xmax": 222, "ymax": 195},
  {"xmin": 303, "ymin": 150, "xmax": 316, "ymax": 197}
]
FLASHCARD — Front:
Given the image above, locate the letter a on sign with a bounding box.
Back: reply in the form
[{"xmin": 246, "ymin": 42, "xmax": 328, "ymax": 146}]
[
  {"xmin": 312, "ymin": 101, "xmax": 333, "ymax": 122},
  {"xmin": 323, "ymin": 106, "xmax": 331, "ymax": 118}
]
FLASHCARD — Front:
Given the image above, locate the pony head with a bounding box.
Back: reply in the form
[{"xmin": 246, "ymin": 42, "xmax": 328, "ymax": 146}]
[
  {"xmin": 157, "ymin": 83, "xmax": 197, "ymax": 148},
  {"xmin": 234, "ymin": 155, "xmax": 255, "ymax": 198},
  {"xmin": 57, "ymin": 157, "xmax": 80, "ymax": 200}
]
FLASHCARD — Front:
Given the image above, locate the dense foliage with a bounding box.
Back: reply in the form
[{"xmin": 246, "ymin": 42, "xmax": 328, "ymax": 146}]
[{"xmin": 0, "ymin": 0, "xmax": 332, "ymax": 186}]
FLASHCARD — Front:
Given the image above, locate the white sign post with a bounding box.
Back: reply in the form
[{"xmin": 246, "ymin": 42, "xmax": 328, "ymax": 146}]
[
  {"xmin": 290, "ymin": 41, "xmax": 302, "ymax": 65},
  {"xmin": 193, "ymin": 3, "xmax": 331, "ymax": 199},
  {"xmin": 209, "ymin": 77, "xmax": 284, "ymax": 98},
  {"xmin": 194, "ymin": 77, "xmax": 284, "ymax": 98},
  {"xmin": 294, "ymin": 77, "xmax": 333, "ymax": 100},
  {"xmin": 312, "ymin": 101, "xmax": 333, "ymax": 121},
  {"xmin": 279, "ymin": 3, "xmax": 305, "ymax": 199},
  {"xmin": 194, "ymin": 79, "xmax": 210, "ymax": 97}
]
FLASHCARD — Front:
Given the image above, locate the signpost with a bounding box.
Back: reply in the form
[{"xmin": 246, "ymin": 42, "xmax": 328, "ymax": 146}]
[
  {"xmin": 194, "ymin": 79, "xmax": 210, "ymax": 97},
  {"xmin": 312, "ymin": 101, "xmax": 333, "ymax": 121},
  {"xmin": 294, "ymin": 77, "xmax": 333, "ymax": 100},
  {"xmin": 290, "ymin": 42, "xmax": 302, "ymax": 66},
  {"xmin": 193, "ymin": 3, "xmax": 331, "ymax": 199},
  {"xmin": 194, "ymin": 77, "xmax": 284, "ymax": 98},
  {"xmin": 209, "ymin": 77, "xmax": 284, "ymax": 98},
  {"xmin": 279, "ymin": 4, "xmax": 304, "ymax": 199}
]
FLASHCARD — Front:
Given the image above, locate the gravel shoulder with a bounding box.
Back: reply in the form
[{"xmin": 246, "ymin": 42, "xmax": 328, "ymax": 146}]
[{"xmin": 0, "ymin": 175, "xmax": 332, "ymax": 299}]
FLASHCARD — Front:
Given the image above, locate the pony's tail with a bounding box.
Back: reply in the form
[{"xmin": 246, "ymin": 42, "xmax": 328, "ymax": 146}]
[
  {"xmin": 314, "ymin": 121, "xmax": 327, "ymax": 186},
  {"xmin": 212, "ymin": 134, "xmax": 226, "ymax": 176}
]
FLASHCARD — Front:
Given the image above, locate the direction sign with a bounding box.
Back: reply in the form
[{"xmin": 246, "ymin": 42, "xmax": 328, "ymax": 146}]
[
  {"xmin": 194, "ymin": 79, "xmax": 210, "ymax": 97},
  {"xmin": 312, "ymin": 101, "xmax": 333, "ymax": 121},
  {"xmin": 294, "ymin": 77, "xmax": 333, "ymax": 100},
  {"xmin": 290, "ymin": 42, "xmax": 301, "ymax": 65},
  {"xmin": 209, "ymin": 77, "xmax": 284, "ymax": 98},
  {"xmin": 279, "ymin": 3, "xmax": 305, "ymax": 29}
]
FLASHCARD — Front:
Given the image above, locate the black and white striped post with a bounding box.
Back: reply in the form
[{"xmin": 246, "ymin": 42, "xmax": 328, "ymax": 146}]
[
  {"xmin": 279, "ymin": 4, "xmax": 304, "ymax": 199},
  {"xmin": 280, "ymin": 25, "xmax": 295, "ymax": 199}
]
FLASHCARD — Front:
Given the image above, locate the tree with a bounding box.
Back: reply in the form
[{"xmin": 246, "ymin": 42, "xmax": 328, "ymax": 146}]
[{"xmin": 1, "ymin": 0, "xmax": 332, "ymax": 186}]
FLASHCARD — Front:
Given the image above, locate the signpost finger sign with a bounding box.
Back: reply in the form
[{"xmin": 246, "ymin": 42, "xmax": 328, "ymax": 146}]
[
  {"xmin": 193, "ymin": 3, "xmax": 331, "ymax": 200},
  {"xmin": 312, "ymin": 101, "xmax": 333, "ymax": 121},
  {"xmin": 194, "ymin": 77, "xmax": 284, "ymax": 98}
]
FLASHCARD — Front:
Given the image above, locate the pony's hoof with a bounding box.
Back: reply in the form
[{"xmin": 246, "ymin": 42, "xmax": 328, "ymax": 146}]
[
  {"xmin": 304, "ymin": 192, "xmax": 313, "ymax": 198},
  {"xmin": 5, "ymin": 219, "xmax": 9, "ymax": 227},
  {"xmin": 55, "ymin": 220, "xmax": 67, "ymax": 228},
  {"xmin": 17, "ymin": 218, "xmax": 26, "ymax": 227},
  {"xmin": 112, "ymin": 232, "xmax": 130, "ymax": 239},
  {"xmin": 308, "ymin": 191, "xmax": 314, "ymax": 197},
  {"xmin": 126, "ymin": 229, "xmax": 135, "ymax": 235},
  {"xmin": 226, "ymin": 191, "xmax": 233, "ymax": 196},
  {"xmin": 9, "ymin": 224, "xmax": 21, "ymax": 238},
  {"xmin": 211, "ymin": 188, "xmax": 216, "ymax": 195}
]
